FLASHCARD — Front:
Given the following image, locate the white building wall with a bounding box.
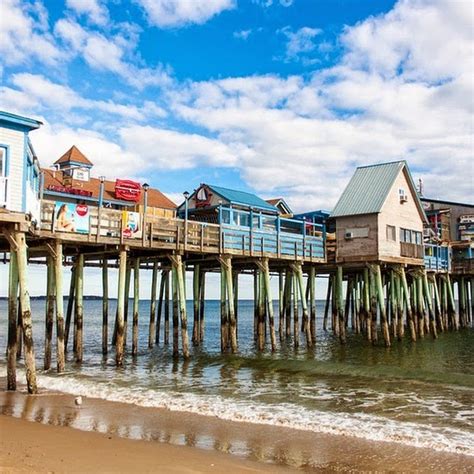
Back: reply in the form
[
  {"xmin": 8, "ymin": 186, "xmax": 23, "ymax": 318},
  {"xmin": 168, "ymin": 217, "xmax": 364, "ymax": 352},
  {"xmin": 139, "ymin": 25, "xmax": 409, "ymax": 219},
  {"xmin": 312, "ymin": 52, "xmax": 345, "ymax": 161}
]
[{"xmin": 0, "ymin": 126, "xmax": 25, "ymax": 212}]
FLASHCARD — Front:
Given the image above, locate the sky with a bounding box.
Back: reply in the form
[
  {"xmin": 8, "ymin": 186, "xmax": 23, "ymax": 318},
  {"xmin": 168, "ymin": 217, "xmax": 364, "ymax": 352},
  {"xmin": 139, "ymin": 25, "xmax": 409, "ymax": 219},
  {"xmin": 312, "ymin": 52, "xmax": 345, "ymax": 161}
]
[{"xmin": 0, "ymin": 0, "xmax": 473, "ymax": 297}]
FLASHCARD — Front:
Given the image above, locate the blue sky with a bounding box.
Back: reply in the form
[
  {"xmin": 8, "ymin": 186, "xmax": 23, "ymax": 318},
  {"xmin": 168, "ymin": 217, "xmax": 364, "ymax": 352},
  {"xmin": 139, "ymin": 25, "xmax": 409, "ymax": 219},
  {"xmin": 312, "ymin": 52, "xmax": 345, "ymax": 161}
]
[{"xmin": 1, "ymin": 0, "xmax": 472, "ymax": 296}]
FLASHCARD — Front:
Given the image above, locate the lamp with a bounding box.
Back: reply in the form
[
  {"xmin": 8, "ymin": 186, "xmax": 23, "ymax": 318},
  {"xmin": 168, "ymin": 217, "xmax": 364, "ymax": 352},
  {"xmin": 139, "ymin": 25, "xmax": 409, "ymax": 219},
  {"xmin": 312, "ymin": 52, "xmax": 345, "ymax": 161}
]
[{"xmin": 98, "ymin": 176, "xmax": 106, "ymax": 208}]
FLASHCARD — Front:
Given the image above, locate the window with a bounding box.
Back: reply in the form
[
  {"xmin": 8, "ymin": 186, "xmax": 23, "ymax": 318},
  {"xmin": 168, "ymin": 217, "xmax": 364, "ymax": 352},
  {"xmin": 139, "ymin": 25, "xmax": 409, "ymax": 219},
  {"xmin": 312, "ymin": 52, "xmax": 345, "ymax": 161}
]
[
  {"xmin": 0, "ymin": 147, "xmax": 5, "ymax": 176},
  {"xmin": 386, "ymin": 225, "xmax": 396, "ymax": 241},
  {"xmin": 400, "ymin": 228, "xmax": 412, "ymax": 243},
  {"xmin": 400, "ymin": 228, "xmax": 422, "ymax": 244}
]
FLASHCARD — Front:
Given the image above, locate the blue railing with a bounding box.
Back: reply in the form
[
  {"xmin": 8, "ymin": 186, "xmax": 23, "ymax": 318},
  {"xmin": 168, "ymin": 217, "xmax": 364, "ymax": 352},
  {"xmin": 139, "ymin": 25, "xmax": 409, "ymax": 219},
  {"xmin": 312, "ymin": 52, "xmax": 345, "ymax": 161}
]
[
  {"xmin": 219, "ymin": 206, "xmax": 325, "ymax": 259},
  {"xmin": 424, "ymin": 243, "xmax": 450, "ymax": 271}
]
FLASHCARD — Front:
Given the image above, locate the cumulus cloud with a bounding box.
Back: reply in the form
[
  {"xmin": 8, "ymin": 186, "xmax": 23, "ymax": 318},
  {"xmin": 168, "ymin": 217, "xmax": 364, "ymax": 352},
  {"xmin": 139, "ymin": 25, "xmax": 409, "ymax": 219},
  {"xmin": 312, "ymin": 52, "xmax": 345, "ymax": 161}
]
[
  {"xmin": 234, "ymin": 29, "xmax": 252, "ymax": 40},
  {"xmin": 0, "ymin": 0, "xmax": 63, "ymax": 66},
  {"xmin": 136, "ymin": 0, "xmax": 235, "ymax": 28},
  {"xmin": 66, "ymin": 0, "xmax": 109, "ymax": 26},
  {"xmin": 0, "ymin": 73, "xmax": 166, "ymax": 122},
  {"xmin": 54, "ymin": 18, "xmax": 172, "ymax": 89},
  {"xmin": 278, "ymin": 26, "xmax": 322, "ymax": 63}
]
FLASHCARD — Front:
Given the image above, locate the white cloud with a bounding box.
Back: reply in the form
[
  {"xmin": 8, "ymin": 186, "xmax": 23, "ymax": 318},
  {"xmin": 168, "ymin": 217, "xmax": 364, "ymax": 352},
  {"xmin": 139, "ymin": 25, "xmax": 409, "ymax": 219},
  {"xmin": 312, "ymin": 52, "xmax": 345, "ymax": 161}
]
[
  {"xmin": 0, "ymin": 0, "xmax": 63, "ymax": 66},
  {"xmin": 118, "ymin": 126, "xmax": 239, "ymax": 169},
  {"xmin": 66, "ymin": 0, "xmax": 109, "ymax": 26},
  {"xmin": 234, "ymin": 29, "xmax": 252, "ymax": 40},
  {"xmin": 279, "ymin": 26, "xmax": 322, "ymax": 63},
  {"xmin": 0, "ymin": 73, "xmax": 165, "ymax": 122},
  {"xmin": 136, "ymin": 0, "xmax": 235, "ymax": 28},
  {"xmin": 54, "ymin": 19, "xmax": 172, "ymax": 89}
]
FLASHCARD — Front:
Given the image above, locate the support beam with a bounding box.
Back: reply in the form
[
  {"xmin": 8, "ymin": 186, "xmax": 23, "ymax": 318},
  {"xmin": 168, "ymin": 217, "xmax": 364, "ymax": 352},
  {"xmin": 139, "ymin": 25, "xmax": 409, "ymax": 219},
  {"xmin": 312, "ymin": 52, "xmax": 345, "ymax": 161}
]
[
  {"xmin": 192, "ymin": 264, "xmax": 200, "ymax": 345},
  {"xmin": 258, "ymin": 259, "xmax": 277, "ymax": 352},
  {"xmin": 155, "ymin": 269, "xmax": 166, "ymax": 345},
  {"xmin": 7, "ymin": 248, "xmax": 19, "ymax": 390},
  {"xmin": 64, "ymin": 265, "xmax": 75, "ymax": 351},
  {"xmin": 115, "ymin": 248, "xmax": 127, "ymax": 366},
  {"xmin": 148, "ymin": 261, "xmax": 158, "ymax": 348},
  {"xmin": 74, "ymin": 254, "xmax": 84, "ymax": 362},
  {"xmin": 222, "ymin": 256, "xmax": 238, "ymax": 353},
  {"xmin": 54, "ymin": 240, "xmax": 65, "ymax": 372},
  {"xmin": 16, "ymin": 232, "xmax": 37, "ymax": 394},
  {"xmin": 102, "ymin": 258, "xmax": 108, "ymax": 355},
  {"xmin": 44, "ymin": 255, "xmax": 55, "ymax": 370},
  {"xmin": 374, "ymin": 264, "xmax": 390, "ymax": 347},
  {"xmin": 199, "ymin": 270, "xmax": 206, "ymax": 343},
  {"xmin": 132, "ymin": 258, "xmax": 140, "ymax": 356}
]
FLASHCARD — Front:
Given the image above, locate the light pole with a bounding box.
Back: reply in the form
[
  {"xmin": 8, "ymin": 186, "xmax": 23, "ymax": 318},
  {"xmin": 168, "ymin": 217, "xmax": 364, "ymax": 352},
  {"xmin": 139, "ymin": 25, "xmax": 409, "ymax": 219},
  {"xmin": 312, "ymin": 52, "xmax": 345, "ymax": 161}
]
[
  {"xmin": 97, "ymin": 176, "xmax": 106, "ymax": 238},
  {"xmin": 183, "ymin": 190, "xmax": 190, "ymax": 250},
  {"xmin": 142, "ymin": 183, "xmax": 149, "ymax": 244}
]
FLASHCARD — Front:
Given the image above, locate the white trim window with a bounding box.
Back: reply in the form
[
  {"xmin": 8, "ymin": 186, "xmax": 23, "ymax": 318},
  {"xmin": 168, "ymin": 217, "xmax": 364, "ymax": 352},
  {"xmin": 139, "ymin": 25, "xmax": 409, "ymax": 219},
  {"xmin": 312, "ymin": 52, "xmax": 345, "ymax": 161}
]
[{"xmin": 0, "ymin": 147, "xmax": 7, "ymax": 206}]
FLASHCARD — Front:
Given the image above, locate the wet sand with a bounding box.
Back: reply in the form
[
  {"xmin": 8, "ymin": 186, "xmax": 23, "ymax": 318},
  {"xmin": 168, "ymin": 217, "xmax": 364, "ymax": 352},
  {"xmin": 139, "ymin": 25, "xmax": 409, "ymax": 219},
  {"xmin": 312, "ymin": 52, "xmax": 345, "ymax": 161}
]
[{"xmin": 1, "ymin": 388, "xmax": 473, "ymax": 473}]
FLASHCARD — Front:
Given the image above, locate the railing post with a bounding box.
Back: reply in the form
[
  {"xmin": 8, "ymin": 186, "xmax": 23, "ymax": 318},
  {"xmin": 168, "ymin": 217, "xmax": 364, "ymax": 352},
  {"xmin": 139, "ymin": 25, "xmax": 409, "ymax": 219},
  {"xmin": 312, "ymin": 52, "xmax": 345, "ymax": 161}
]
[
  {"xmin": 277, "ymin": 215, "xmax": 281, "ymax": 258},
  {"xmin": 249, "ymin": 209, "xmax": 254, "ymax": 256}
]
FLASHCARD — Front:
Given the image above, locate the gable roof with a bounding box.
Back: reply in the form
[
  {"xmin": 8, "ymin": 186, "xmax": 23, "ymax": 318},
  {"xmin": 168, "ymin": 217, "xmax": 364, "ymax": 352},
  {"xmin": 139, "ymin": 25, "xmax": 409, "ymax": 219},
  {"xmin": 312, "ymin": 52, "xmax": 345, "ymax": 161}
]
[
  {"xmin": 266, "ymin": 198, "xmax": 293, "ymax": 215},
  {"xmin": 55, "ymin": 145, "xmax": 93, "ymax": 167},
  {"xmin": 330, "ymin": 160, "xmax": 427, "ymax": 222},
  {"xmin": 207, "ymin": 184, "xmax": 278, "ymax": 213},
  {"xmin": 0, "ymin": 110, "xmax": 42, "ymax": 131},
  {"xmin": 42, "ymin": 169, "xmax": 176, "ymax": 210}
]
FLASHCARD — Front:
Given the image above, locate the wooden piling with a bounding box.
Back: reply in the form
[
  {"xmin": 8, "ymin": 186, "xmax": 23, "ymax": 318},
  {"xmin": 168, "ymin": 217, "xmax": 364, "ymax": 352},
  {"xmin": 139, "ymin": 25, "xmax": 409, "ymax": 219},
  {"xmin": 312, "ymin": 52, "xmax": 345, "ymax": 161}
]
[
  {"xmin": 369, "ymin": 267, "xmax": 377, "ymax": 343},
  {"xmin": 199, "ymin": 270, "xmax": 206, "ymax": 342},
  {"xmin": 336, "ymin": 266, "xmax": 345, "ymax": 344},
  {"xmin": 54, "ymin": 240, "xmax": 65, "ymax": 372},
  {"xmin": 422, "ymin": 272, "xmax": 437, "ymax": 338},
  {"xmin": 293, "ymin": 262, "xmax": 312, "ymax": 348},
  {"xmin": 64, "ymin": 264, "xmax": 75, "ymax": 351},
  {"xmin": 15, "ymin": 232, "xmax": 37, "ymax": 394},
  {"xmin": 123, "ymin": 262, "xmax": 132, "ymax": 346},
  {"xmin": 7, "ymin": 248, "xmax": 19, "ymax": 390},
  {"xmin": 223, "ymin": 256, "xmax": 238, "ymax": 353},
  {"xmin": 278, "ymin": 271, "xmax": 284, "ymax": 340},
  {"xmin": 164, "ymin": 269, "xmax": 170, "ymax": 344},
  {"xmin": 132, "ymin": 258, "xmax": 140, "ymax": 356},
  {"xmin": 260, "ymin": 259, "xmax": 277, "ymax": 351},
  {"xmin": 74, "ymin": 253, "xmax": 84, "ymax": 362},
  {"xmin": 362, "ymin": 268, "xmax": 371, "ymax": 341},
  {"xmin": 293, "ymin": 272, "xmax": 299, "ymax": 349},
  {"xmin": 374, "ymin": 265, "xmax": 390, "ymax": 347},
  {"xmin": 220, "ymin": 263, "xmax": 229, "ymax": 352},
  {"xmin": 115, "ymin": 248, "xmax": 127, "ymax": 367},
  {"xmin": 399, "ymin": 267, "xmax": 416, "ymax": 341},
  {"xmin": 155, "ymin": 269, "xmax": 166, "ymax": 345},
  {"xmin": 309, "ymin": 266, "xmax": 316, "ymax": 341},
  {"xmin": 175, "ymin": 255, "xmax": 190, "ymax": 358},
  {"xmin": 323, "ymin": 275, "xmax": 332, "ymax": 332},
  {"xmin": 148, "ymin": 261, "xmax": 158, "ymax": 348},
  {"xmin": 102, "ymin": 258, "xmax": 109, "ymax": 355},
  {"xmin": 192, "ymin": 264, "xmax": 200, "ymax": 345},
  {"xmin": 284, "ymin": 269, "xmax": 292, "ymax": 338},
  {"xmin": 172, "ymin": 266, "xmax": 179, "ymax": 357},
  {"xmin": 44, "ymin": 255, "xmax": 55, "ymax": 370}
]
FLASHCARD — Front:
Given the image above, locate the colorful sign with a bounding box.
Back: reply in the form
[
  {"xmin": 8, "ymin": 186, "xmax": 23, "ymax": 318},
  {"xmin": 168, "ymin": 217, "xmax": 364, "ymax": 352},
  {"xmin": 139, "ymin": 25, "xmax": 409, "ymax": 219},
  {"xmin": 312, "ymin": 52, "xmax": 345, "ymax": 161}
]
[
  {"xmin": 115, "ymin": 179, "xmax": 141, "ymax": 202},
  {"xmin": 122, "ymin": 211, "xmax": 142, "ymax": 239},
  {"xmin": 54, "ymin": 202, "xmax": 90, "ymax": 233},
  {"xmin": 48, "ymin": 184, "xmax": 93, "ymax": 197}
]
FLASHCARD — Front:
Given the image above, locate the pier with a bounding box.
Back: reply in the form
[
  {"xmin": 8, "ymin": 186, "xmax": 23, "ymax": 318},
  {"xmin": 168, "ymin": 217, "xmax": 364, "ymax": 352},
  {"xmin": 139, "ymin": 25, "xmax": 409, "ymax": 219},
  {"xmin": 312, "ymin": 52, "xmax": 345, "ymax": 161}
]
[{"xmin": 0, "ymin": 111, "xmax": 472, "ymax": 394}]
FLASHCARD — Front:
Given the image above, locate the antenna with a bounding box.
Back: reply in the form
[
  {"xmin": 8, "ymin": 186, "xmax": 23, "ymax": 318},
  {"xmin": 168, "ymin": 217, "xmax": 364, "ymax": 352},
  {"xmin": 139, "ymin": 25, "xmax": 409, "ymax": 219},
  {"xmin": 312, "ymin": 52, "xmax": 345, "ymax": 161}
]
[{"xmin": 418, "ymin": 178, "xmax": 423, "ymax": 196}]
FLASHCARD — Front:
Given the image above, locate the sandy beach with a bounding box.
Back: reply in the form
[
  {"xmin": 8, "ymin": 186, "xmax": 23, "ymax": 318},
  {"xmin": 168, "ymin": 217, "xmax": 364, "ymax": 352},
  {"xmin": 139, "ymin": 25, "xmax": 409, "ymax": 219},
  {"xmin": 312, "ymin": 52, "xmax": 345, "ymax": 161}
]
[{"xmin": 1, "ymin": 388, "xmax": 473, "ymax": 473}]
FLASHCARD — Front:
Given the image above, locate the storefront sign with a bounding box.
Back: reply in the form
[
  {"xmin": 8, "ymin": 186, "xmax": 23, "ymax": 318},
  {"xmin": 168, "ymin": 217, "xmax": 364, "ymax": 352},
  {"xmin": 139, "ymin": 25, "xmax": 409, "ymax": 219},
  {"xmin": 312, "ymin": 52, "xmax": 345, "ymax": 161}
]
[
  {"xmin": 48, "ymin": 184, "xmax": 93, "ymax": 197},
  {"xmin": 115, "ymin": 179, "xmax": 141, "ymax": 202},
  {"xmin": 54, "ymin": 202, "xmax": 90, "ymax": 233}
]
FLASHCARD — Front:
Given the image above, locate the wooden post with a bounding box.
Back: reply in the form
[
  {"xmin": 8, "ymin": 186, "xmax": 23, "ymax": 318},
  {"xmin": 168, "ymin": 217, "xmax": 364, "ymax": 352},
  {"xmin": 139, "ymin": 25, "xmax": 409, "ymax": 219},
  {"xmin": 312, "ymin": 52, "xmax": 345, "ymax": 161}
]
[
  {"xmin": 399, "ymin": 267, "xmax": 416, "ymax": 341},
  {"xmin": 155, "ymin": 269, "xmax": 166, "ymax": 345},
  {"xmin": 54, "ymin": 240, "xmax": 65, "ymax": 372},
  {"xmin": 309, "ymin": 267, "xmax": 316, "ymax": 342},
  {"xmin": 389, "ymin": 269, "xmax": 398, "ymax": 340},
  {"xmin": 293, "ymin": 262, "xmax": 312, "ymax": 348},
  {"xmin": 172, "ymin": 266, "xmax": 179, "ymax": 357},
  {"xmin": 7, "ymin": 248, "xmax": 19, "ymax": 390},
  {"xmin": 164, "ymin": 269, "xmax": 170, "ymax": 344},
  {"xmin": 174, "ymin": 255, "xmax": 190, "ymax": 358},
  {"xmin": 199, "ymin": 270, "xmax": 206, "ymax": 342},
  {"xmin": 336, "ymin": 266, "xmax": 345, "ymax": 344},
  {"xmin": 116, "ymin": 249, "xmax": 127, "ymax": 366},
  {"xmin": 132, "ymin": 258, "xmax": 140, "ymax": 356},
  {"xmin": 15, "ymin": 232, "xmax": 37, "ymax": 394},
  {"xmin": 369, "ymin": 267, "xmax": 377, "ymax": 343},
  {"xmin": 64, "ymin": 265, "xmax": 76, "ymax": 351},
  {"xmin": 233, "ymin": 270, "xmax": 239, "ymax": 340},
  {"xmin": 293, "ymin": 272, "xmax": 299, "ymax": 348},
  {"xmin": 278, "ymin": 271, "xmax": 284, "ymax": 340},
  {"xmin": 422, "ymin": 271, "xmax": 437, "ymax": 338},
  {"xmin": 16, "ymin": 301, "xmax": 22, "ymax": 361},
  {"xmin": 323, "ymin": 276, "xmax": 331, "ymax": 332},
  {"xmin": 284, "ymin": 269, "xmax": 292, "ymax": 338},
  {"xmin": 458, "ymin": 277, "xmax": 467, "ymax": 328},
  {"xmin": 74, "ymin": 254, "xmax": 84, "ymax": 362},
  {"xmin": 221, "ymin": 263, "xmax": 228, "ymax": 352},
  {"xmin": 446, "ymin": 274, "xmax": 458, "ymax": 330},
  {"xmin": 431, "ymin": 274, "xmax": 443, "ymax": 332},
  {"xmin": 44, "ymin": 255, "xmax": 55, "ymax": 370},
  {"xmin": 123, "ymin": 262, "xmax": 132, "ymax": 346},
  {"xmin": 374, "ymin": 265, "xmax": 390, "ymax": 347},
  {"xmin": 362, "ymin": 268, "xmax": 370, "ymax": 340},
  {"xmin": 223, "ymin": 256, "xmax": 238, "ymax": 353},
  {"xmin": 102, "ymin": 258, "xmax": 109, "ymax": 355},
  {"xmin": 148, "ymin": 261, "xmax": 158, "ymax": 348},
  {"xmin": 260, "ymin": 259, "xmax": 277, "ymax": 351},
  {"xmin": 192, "ymin": 264, "xmax": 200, "ymax": 345}
]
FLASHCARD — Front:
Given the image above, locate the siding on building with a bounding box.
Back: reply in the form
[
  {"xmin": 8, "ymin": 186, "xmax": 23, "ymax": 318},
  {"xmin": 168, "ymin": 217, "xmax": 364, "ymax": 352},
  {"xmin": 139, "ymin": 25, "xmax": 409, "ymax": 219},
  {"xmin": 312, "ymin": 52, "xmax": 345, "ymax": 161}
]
[
  {"xmin": 378, "ymin": 169, "xmax": 424, "ymax": 258},
  {"xmin": 335, "ymin": 214, "xmax": 378, "ymax": 262},
  {"xmin": 0, "ymin": 126, "xmax": 25, "ymax": 212}
]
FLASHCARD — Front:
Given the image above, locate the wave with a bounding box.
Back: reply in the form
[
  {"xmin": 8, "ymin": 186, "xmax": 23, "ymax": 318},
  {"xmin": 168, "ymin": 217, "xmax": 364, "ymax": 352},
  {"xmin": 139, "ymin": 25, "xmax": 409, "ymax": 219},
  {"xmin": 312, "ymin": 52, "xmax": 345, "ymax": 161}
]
[{"xmin": 2, "ymin": 367, "xmax": 473, "ymax": 457}]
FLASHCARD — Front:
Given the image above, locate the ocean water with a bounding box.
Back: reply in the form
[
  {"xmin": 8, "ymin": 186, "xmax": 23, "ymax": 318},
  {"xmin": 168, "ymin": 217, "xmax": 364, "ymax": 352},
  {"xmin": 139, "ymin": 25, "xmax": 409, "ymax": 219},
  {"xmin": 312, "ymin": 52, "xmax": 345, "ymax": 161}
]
[{"xmin": 0, "ymin": 299, "xmax": 473, "ymax": 457}]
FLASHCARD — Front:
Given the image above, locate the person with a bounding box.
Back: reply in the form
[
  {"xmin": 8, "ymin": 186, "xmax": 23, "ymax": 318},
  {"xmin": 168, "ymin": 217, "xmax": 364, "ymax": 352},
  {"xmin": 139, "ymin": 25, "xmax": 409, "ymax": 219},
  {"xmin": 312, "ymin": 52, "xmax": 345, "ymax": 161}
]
[{"xmin": 55, "ymin": 204, "xmax": 75, "ymax": 232}]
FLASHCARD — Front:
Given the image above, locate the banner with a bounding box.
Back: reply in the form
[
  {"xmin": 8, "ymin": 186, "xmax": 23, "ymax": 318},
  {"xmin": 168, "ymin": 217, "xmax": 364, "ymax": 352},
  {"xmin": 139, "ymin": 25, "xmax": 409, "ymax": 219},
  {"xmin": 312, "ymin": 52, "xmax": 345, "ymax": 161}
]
[
  {"xmin": 115, "ymin": 179, "xmax": 141, "ymax": 202},
  {"xmin": 54, "ymin": 202, "xmax": 90, "ymax": 233},
  {"xmin": 122, "ymin": 211, "xmax": 142, "ymax": 239}
]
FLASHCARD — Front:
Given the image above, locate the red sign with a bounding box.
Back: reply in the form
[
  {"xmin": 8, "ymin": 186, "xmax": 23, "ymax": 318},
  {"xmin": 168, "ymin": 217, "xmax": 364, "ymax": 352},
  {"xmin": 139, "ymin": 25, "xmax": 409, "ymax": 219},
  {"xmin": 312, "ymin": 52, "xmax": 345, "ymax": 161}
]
[
  {"xmin": 195, "ymin": 185, "xmax": 212, "ymax": 208},
  {"xmin": 48, "ymin": 185, "xmax": 93, "ymax": 197},
  {"xmin": 115, "ymin": 179, "xmax": 142, "ymax": 202},
  {"xmin": 76, "ymin": 204, "xmax": 88, "ymax": 217}
]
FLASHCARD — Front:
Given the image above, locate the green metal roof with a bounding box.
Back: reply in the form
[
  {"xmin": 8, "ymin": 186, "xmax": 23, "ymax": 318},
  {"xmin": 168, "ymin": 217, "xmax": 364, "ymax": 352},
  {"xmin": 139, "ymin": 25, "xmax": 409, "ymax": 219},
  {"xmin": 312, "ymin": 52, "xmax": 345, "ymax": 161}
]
[
  {"xmin": 330, "ymin": 160, "xmax": 427, "ymax": 221},
  {"xmin": 209, "ymin": 184, "xmax": 278, "ymax": 213}
]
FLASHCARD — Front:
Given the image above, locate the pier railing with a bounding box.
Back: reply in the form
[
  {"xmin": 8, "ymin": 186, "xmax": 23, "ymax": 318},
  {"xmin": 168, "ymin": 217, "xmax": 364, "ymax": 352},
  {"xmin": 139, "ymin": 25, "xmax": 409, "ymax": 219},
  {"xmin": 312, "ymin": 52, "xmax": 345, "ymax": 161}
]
[
  {"xmin": 39, "ymin": 201, "xmax": 325, "ymax": 261},
  {"xmin": 424, "ymin": 243, "xmax": 450, "ymax": 271}
]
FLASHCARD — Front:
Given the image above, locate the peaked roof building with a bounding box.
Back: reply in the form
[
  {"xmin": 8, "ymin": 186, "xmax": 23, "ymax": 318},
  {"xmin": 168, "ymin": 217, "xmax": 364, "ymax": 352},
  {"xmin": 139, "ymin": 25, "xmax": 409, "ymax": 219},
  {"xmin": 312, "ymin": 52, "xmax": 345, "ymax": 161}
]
[
  {"xmin": 330, "ymin": 160, "xmax": 427, "ymax": 222},
  {"xmin": 55, "ymin": 145, "xmax": 93, "ymax": 168}
]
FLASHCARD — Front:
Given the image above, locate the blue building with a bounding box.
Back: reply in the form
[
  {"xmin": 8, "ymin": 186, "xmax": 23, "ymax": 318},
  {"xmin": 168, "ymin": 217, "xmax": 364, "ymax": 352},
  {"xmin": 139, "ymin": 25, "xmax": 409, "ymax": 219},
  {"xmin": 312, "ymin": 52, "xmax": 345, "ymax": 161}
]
[{"xmin": 0, "ymin": 111, "xmax": 43, "ymax": 223}]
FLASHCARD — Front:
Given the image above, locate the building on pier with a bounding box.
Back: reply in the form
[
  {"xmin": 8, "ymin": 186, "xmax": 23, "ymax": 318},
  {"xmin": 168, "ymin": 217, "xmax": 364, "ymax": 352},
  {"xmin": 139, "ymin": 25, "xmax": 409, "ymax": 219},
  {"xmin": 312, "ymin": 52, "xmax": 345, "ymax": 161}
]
[
  {"xmin": 0, "ymin": 111, "xmax": 43, "ymax": 223},
  {"xmin": 266, "ymin": 198, "xmax": 293, "ymax": 217},
  {"xmin": 330, "ymin": 161, "xmax": 428, "ymax": 266},
  {"xmin": 42, "ymin": 145, "xmax": 176, "ymax": 218}
]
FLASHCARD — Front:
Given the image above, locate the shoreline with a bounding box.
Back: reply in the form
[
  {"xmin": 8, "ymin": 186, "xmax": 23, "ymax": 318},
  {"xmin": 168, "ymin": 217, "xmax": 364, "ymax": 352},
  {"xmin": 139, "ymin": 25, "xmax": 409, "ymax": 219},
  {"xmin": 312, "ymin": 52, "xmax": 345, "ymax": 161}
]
[{"xmin": 1, "ymin": 387, "xmax": 473, "ymax": 472}]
